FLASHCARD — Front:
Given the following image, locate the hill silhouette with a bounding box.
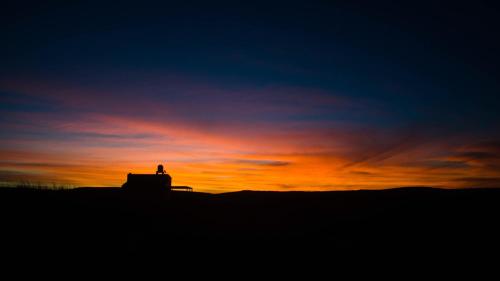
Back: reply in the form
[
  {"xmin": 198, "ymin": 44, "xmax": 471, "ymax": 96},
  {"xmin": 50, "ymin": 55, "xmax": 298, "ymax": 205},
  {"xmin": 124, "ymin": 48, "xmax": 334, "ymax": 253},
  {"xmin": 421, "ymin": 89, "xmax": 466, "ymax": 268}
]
[{"xmin": 1, "ymin": 186, "xmax": 499, "ymax": 260}]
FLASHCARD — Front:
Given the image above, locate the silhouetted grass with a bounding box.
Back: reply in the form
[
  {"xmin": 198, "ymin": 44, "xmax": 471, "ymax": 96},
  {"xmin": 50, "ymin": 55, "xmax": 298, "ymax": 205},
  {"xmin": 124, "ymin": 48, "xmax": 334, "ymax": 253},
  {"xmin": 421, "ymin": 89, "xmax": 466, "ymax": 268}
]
[
  {"xmin": 0, "ymin": 186, "xmax": 499, "ymax": 260},
  {"xmin": 2, "ymin": 181, "xmax": 76, "ymax": 190}
]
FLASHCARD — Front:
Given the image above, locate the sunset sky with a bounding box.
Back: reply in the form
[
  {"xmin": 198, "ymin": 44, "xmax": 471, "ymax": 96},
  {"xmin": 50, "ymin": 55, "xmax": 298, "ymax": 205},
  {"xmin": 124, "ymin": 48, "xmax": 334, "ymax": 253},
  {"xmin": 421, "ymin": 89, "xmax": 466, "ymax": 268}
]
[{"xmin": 1, "ymin": 1, "xmax": 500, "ymax": 192}]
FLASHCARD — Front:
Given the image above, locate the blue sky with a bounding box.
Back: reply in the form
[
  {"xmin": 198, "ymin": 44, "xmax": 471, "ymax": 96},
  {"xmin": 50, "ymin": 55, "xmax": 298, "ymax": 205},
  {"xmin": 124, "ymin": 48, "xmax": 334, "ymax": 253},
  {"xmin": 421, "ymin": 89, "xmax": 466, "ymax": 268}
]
[{"xmin": 1, "ymin": 1, "xmax": 500, "ymax": 191}]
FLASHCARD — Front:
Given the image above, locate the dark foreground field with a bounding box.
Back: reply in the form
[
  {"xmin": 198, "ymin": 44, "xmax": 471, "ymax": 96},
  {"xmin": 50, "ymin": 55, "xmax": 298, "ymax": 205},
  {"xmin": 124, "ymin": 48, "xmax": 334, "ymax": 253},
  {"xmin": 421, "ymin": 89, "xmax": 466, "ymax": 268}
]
[{"xmin": 1, "ymin": 187, "xmax": 499, "ymax": 261}]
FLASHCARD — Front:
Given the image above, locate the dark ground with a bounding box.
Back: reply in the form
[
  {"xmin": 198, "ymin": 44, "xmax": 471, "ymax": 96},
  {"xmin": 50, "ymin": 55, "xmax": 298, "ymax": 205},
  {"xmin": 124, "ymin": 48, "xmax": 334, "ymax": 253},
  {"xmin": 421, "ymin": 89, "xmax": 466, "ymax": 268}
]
[{"xmin": 1, "ymin": 187, "xmax": 499, "ymax": 262}]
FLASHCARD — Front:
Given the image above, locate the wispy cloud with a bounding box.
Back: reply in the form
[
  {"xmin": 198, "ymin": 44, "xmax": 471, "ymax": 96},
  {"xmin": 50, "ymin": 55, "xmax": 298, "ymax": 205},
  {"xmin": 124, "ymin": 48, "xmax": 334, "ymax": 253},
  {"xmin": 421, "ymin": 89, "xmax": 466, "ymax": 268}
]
[{"xmin": 2, "ymin": 75, "xmax": 500, "ymax": 191}]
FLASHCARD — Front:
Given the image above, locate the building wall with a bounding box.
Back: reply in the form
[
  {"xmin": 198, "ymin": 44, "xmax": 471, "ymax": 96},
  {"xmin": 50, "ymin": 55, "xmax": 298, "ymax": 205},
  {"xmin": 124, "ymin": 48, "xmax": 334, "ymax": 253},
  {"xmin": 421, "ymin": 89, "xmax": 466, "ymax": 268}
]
[{"xmin": 123, "ymin": 173, "xmax": 172, "ymax": 190}]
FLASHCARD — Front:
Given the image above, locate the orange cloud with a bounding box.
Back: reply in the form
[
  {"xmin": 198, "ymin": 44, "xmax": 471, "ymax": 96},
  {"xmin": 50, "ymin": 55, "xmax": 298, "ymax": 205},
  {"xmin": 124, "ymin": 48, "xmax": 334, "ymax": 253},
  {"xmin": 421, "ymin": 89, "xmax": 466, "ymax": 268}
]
[{"xmin": 2, "ymin": 78, "xmax": 500, "ymax": 191}]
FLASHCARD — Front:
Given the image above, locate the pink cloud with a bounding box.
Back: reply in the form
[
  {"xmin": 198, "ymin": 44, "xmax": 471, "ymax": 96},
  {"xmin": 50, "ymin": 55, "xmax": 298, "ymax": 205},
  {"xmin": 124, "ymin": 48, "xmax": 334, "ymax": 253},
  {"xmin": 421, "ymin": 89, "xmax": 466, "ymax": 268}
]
[{"xmin": 2, "ymin": 75, "xmax": 500, "ymax": 191}]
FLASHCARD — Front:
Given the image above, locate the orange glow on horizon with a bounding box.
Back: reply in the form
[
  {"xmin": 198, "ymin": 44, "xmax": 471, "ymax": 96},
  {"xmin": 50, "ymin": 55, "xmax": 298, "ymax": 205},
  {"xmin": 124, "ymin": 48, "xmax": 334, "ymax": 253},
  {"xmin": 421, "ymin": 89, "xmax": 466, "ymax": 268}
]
[
  {"xmin": 1, "ymin": 112, "xmax": 497, "ymax": 192},
  {"xmin": 1, "ymin": 81, "xmax": 499, "ymax": 192}
]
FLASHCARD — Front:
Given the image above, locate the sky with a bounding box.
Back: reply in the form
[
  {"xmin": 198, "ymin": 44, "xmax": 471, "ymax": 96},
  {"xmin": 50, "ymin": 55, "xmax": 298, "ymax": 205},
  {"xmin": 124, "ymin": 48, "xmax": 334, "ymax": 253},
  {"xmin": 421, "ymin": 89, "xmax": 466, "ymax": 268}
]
[{"xmin": 1, "ymin": 1, "xmax": 500, "ymax": 192}]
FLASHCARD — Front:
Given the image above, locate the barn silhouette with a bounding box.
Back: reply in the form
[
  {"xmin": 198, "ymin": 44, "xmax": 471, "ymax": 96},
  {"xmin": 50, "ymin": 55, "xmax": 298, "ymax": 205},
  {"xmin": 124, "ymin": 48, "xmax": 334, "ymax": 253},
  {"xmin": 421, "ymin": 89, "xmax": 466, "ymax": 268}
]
[{"xmin": 122, "ymin": 164, "xmax": 192, "ymax": 192}]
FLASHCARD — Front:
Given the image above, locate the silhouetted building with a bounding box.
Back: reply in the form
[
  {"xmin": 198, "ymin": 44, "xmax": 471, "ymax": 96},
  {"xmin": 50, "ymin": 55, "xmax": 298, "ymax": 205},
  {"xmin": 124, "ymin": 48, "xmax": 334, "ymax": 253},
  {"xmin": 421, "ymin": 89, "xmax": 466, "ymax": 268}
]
[
  {"xmin": 156, "ymin": 164, "xmax": 165, "ymax": 175},
  {"xmin": 122, "ymin": 173, "xmax": 172, "ymax": 190},
  {"xmin": 122, "ymin": 164, "xmax": 192, "ymax": 192}
]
